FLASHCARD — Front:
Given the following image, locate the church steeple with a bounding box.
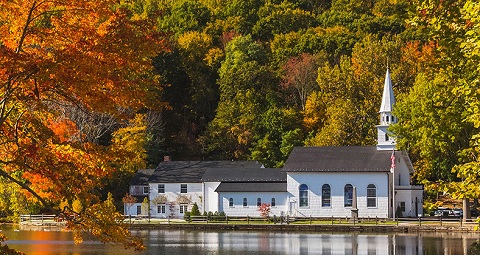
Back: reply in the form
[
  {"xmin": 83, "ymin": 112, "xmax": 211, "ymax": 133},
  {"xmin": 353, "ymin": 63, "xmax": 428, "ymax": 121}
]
[
  {"xmin": 380, "ymin": 68, "xmax": 395, "ymax": 114},
  {"xmin": 377, "ymin": 69, "xmax": 397, "ymax": 151}
]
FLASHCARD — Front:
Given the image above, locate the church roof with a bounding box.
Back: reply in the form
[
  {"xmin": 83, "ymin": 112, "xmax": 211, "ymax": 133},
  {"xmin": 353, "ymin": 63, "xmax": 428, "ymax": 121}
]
[
  {"xmin": 144, "ymin": 161, "xmax": 262, "ymax": 183},
  {"xmin": 283, "ymin": 146, "xmax": 394, "ymax": 172},
  {"xmin": 379, "ymin": 69, "xmax": 395, "ymax": 113},
  {"xmin": 202, "ymin": 168, "xmax": 286, "ymax": 182},
  {"xmin": 215, "ymin": 182, "xmax": 287, "ymax": 192}
]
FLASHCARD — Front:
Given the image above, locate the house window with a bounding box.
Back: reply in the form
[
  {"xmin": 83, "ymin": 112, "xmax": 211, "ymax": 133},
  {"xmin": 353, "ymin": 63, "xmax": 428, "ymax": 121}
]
[
  {"xmin": 229, "ymin": 198, "xmax": 234, "ymax": 207},
  {"xmin": 180, "ymin": 184, "xmax": 187, "ymax": 193},
  {"xmin": 386, "ymin": 116, "xmax": 389, "ymax": 122},
  {"xmin": 299, "ymin": 184, "xmax": 309, "ymax": 207},
  {"xmin": 136, "ymin": 205, "xmax": 142, "ymax": 215},
  {"xmin": 243, "ymin": 198, "xmax": 248, "ymax": 207},
  {"xmin": 322, "ymin": 184, "xmax": 331, "ymax": 207},
  {"xmin": 385, "ymin": 134, "xmax": 389, "ymax": 141},
  {"xmin": 400, "ymin": 202, "xmax": 406, "ymax": 212},
  {"xmin": 271, "ymin": 198, "xmax": 276, "ymax": 207},
  {"xmin": 158, "ymin": 184, "xmax": 165, "ymax": 193},
  {"xmin": 367, "ymin": 184, "xmax": 377, "ymax": 207},
  {"xmin": 158, "ymin": 204, "xmax": 166, "ymax": 214},
  {"xmin": 257, "ymin": 198, "xmax": 262, "ymax": 207},
  {"xmin": 344, "ymin": 184, "xmax": 353, "ymax": 207},
  {"xmin": 179, "ymin": 204, "xmax": 188, "ymax": 214},
  {"xmin": 392, "ymin": 116, "xmax": 395, "ymax": 123},
  {"xmin": 143, "ymin": 186, "xmax": 149, "ymax": 194}
]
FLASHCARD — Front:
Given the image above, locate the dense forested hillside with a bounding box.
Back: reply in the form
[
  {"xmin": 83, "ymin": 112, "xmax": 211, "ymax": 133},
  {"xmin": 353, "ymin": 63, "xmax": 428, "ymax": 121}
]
[
  {"xmin": 122, "ymin": 0, "xmax": 480, "ymax": 202},
  {"xmin": 138, "ymin": 0, "xmax": 420, "ymax": 165}
]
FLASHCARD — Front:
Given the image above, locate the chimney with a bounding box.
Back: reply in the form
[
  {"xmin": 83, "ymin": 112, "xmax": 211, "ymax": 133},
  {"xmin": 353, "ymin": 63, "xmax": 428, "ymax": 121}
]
[{"xmin": 164, "ymin": 156, "xmax": 171, "ymax": 162}]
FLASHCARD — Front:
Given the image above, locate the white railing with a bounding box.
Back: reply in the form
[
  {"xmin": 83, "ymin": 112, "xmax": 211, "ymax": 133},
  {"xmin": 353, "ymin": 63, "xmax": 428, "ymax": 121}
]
[{"xmin": 20, "ymin": 214, "xmax": 64, "ymax": 226}]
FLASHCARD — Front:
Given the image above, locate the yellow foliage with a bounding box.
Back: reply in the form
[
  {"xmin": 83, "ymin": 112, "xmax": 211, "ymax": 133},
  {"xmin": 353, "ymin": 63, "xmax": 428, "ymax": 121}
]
[
  {"xmin": 204, "ymin": 47, "xmax": 224, "ymax": 68},
  {"xmin": 110, "ymin": 114, "xmax": 147, "ymax": 173}
]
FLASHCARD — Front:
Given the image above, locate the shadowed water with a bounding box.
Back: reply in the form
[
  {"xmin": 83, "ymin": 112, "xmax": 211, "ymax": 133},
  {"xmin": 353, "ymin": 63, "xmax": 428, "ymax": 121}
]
[{"xmin": 3, "ymin": 225, "xmax": 479, "ymax": 255}]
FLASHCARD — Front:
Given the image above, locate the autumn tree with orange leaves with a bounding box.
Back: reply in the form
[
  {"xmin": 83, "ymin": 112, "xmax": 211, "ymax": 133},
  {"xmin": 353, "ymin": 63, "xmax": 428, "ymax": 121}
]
[{"xmin": 0, "ymin": 0, "xmax": 167, "ymax": 251}]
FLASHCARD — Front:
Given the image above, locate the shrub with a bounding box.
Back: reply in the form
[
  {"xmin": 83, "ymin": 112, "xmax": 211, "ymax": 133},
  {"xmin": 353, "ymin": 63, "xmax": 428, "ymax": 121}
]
[
  {"xmin": 184, "ymin": 211, "xmax": 191, "ymax": 221},
  {"xmin": 258, "ymin": 203, "xmax": 271, "ymax": 218},
  {"xmin": 191, "ymin": 203, "xmax": 201, "ymax": 216}
]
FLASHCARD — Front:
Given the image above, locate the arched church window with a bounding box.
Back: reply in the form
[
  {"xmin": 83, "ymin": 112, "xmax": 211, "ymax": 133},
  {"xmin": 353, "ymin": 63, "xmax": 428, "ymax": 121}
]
[
  {"xmin": 367, "ymin": 184, "xmax": 376, "ymax": 207},
  {"xmin": 344, "ymin": 184, "xmax": 353, "ymax": 207},
  {"xmin": 299, "ymin": 184, "xmax": 308, "ymax": 207},
  {"xmin": 322, "ymin": 184, "xmax": 331, "ymax": 207}
]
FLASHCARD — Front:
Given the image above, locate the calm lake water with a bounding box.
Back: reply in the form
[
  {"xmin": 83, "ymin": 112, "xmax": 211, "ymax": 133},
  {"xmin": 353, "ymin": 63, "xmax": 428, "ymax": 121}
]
[{"xmin": 3, "ymin": 225, "xmax": 480, "ymax": 255}]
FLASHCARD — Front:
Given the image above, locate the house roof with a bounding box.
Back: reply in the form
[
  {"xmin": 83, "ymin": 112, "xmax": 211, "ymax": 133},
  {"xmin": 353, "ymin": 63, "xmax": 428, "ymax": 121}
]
[
  {"xmin": 146, "ymin": 161, "xmax": 262, "ymax": 183},
  {"xmin": 215, "ymin": 182, "xmax": 287, "ymax": 192},
  {"xmin": 283, "ymin": 146, "xmax": 394, "ymax": 172},
  {"xmin": 130, "ymin": 169, "xmax": 155, "ymax": 185},
  {"xmin": 201, "ymin": 168, "xmax": 286, "ymax": 182}
]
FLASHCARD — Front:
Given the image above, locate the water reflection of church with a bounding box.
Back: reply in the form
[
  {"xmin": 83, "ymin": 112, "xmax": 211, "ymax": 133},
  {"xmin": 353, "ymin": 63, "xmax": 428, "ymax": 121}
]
[
  {"xmin": 126, "ymin": 70, "xmax": 423, "ymax": 219},
  {"xmin": 179, "ymin": 231, "xmax": 474, "ymax": 255}
]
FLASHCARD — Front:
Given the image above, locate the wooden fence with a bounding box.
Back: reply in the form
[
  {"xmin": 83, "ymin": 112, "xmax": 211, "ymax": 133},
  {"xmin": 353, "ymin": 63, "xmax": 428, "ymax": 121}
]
[{"xmin": 20, "ymin": 214, "xmax": 65, "ymax": 226}]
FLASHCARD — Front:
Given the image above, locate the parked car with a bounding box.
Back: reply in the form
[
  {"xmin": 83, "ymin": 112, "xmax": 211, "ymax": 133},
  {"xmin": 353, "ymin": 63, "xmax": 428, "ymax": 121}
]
[
  {"xmin": 433, "ymin": 207, "xmax": 451, "ymax": 217},
  {"xmin": 453, "ymin": 208, "xmax": 463, "ymax": 217}
]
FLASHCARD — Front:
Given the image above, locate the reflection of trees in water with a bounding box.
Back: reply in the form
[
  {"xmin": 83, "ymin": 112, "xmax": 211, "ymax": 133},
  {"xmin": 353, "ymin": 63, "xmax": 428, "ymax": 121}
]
[{"xmin": 469, "ymin": 240, "xmax": 480, "ymax": 255}]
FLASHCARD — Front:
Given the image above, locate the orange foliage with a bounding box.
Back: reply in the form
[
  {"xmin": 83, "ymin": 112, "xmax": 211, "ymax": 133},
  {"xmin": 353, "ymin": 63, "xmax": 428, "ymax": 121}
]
[
  {"xmin": 47, "ymin": 118, "xmax": 78, "ymax": 143},
  {"xmin": 0, "ymin": 0, "xmax": 169, "ymax": 251}
]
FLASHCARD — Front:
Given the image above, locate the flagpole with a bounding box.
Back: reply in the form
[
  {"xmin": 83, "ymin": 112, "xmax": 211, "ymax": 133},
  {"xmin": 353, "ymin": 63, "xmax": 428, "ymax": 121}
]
[{"xmin": 391, "ymin": 150, "xmax": 395, "ymax": 219}]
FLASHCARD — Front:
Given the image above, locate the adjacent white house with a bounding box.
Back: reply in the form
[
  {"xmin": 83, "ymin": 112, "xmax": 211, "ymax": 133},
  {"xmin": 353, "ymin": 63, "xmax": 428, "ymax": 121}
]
[
  {"xmin": 125, "ymin": 69, "xmax": 423, "ymax": 219},
  {"xmin": 125, "ymin": 160, "xmax": 263, "ymax": 218}
]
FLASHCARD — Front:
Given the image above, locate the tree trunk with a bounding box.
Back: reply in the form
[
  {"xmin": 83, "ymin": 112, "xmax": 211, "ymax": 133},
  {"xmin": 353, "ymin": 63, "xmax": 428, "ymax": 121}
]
[{"xmin": 463, "ymin": 198, "xmax": 471, "ymax": 222}]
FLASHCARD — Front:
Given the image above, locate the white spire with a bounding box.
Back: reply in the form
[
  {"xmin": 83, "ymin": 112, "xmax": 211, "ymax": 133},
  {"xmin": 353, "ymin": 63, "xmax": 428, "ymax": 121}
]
[
  {"xmin": 379, "ymin": 69, "xmax": 395, "ymax": 113},
  {"xmin": 377, "ymin": 68, "xmax": 397, "ymax": 151}
]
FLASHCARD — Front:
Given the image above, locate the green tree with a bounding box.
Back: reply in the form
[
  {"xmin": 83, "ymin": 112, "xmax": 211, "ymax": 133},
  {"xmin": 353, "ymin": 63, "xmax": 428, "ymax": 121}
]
[
  {"xmin": 204, "ymin": 35, "xmax": 277, "ymax": 160},
  {"xmin": 159, "ymin": 0, "xmax": 211, "ymax": 36},
  {"xmin": 252, "ymin": 2, "xmax": 318, "ymax": 41},
  {"xmin": 270, "ymin": 26, "xmax": 357, "ymax": 66},
  {"xmin": 217, "ymin": 0, "xmax": 264, "ymax": 34},
  {"xmin": 391, "ymin": 70, "xmax": 472, "ymax": 189},
  {"xmin": 191, "ymin": 202, "xmax": 201, "ymax": 216},
  {"xmin": 404, "ymin": 0, "xmax": 480, "ymax": 206}
]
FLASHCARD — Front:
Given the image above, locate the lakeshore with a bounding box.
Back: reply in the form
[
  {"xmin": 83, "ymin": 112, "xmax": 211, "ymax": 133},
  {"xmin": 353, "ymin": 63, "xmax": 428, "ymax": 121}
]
[
  {"xmin": 17, "ymin": 214, "xmax": 480, "ymax": 234},
  {"xmin": 126, "ymin": 218, "xmax": 480, "ymax": 234}
]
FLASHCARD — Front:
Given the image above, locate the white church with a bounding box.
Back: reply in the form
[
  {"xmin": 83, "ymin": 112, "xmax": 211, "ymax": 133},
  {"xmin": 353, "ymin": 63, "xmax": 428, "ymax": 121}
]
[{"xmin": 125, "ymin": 69, "xmax": 424, "ymax": 219}]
